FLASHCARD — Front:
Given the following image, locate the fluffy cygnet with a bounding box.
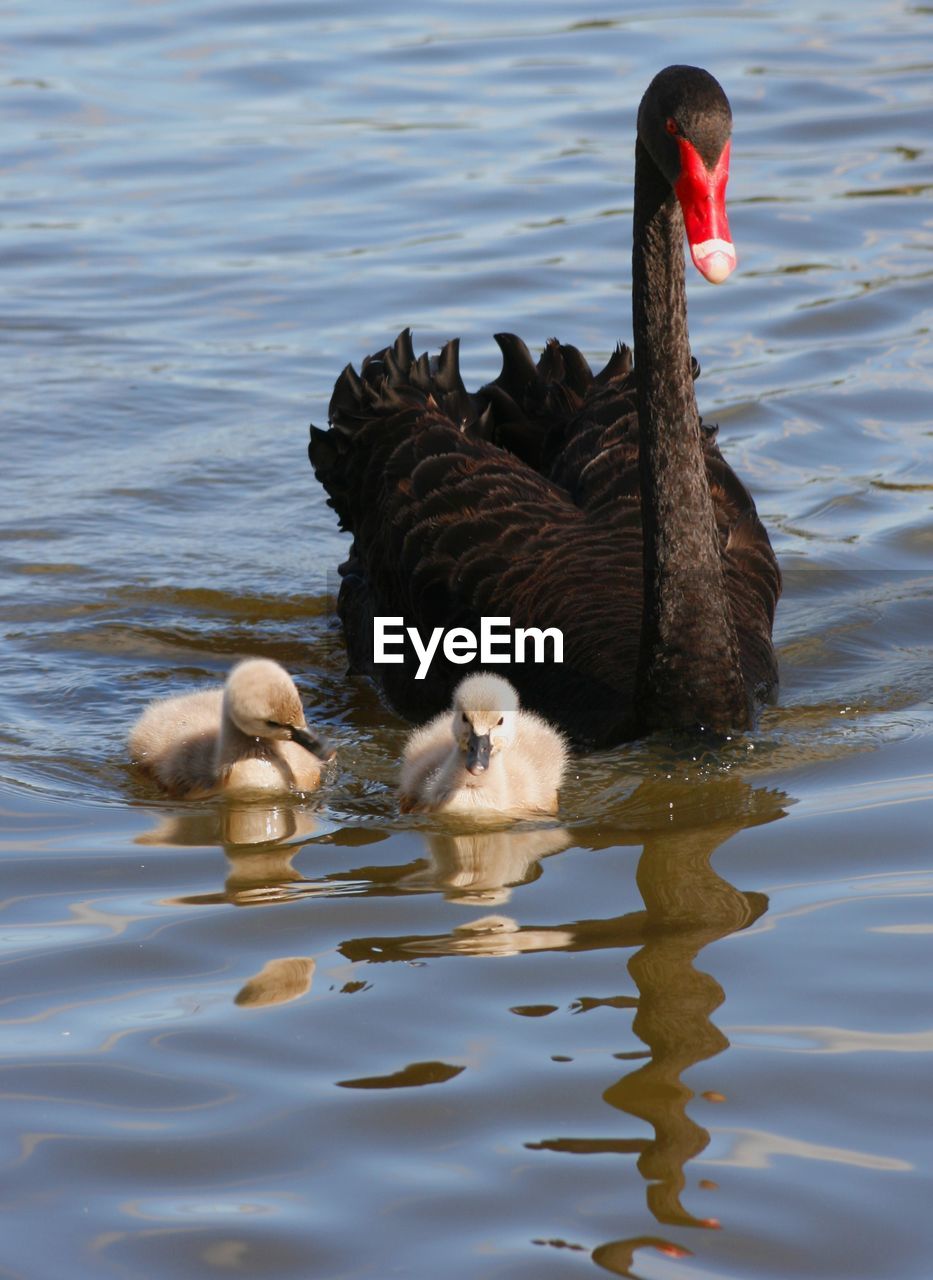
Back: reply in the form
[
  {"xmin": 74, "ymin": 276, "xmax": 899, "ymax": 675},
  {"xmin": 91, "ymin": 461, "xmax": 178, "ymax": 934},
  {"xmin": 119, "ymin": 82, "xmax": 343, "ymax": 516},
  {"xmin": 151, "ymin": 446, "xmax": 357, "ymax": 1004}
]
[
  {"xmin": 399, "ymin": 673, "xmax": 567, "ymax": 815},
  {"xmin": 129, "ymin": 658, "xmax": 334, "ymax": 798}
]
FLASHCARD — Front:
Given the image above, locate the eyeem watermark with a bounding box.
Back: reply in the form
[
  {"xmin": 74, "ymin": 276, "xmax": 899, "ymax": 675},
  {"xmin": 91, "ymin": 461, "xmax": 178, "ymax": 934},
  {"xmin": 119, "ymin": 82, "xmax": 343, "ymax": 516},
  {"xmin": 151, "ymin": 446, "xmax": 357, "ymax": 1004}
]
[{"xmin": 374, "ymin": 616, "xmax": 563, "ymax": 680}]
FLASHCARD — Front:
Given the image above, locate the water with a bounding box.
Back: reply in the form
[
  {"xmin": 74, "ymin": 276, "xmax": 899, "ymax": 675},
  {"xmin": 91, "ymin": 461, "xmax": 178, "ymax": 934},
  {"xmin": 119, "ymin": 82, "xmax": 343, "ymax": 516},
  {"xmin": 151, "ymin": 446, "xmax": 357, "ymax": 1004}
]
[{"xmin": 1, "ymin": 1, "xmax": 931, "ymax": 1276}]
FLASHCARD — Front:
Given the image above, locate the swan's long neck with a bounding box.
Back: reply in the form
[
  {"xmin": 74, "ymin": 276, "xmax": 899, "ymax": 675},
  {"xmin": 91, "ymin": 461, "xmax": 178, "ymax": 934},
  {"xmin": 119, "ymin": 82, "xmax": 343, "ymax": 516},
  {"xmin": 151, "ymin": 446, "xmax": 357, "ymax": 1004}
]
[{"xmin": 631, "ymin": 139, "xmax": 748, "ymax": 732}]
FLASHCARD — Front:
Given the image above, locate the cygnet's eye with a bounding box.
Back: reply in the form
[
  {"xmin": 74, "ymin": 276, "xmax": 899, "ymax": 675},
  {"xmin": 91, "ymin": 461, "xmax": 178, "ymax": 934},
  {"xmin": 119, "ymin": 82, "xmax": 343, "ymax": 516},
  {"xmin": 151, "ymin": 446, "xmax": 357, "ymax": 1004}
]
[
  {"xmin": 461, "ymin": 712, "xmax": 468, "ymax": 723},
  {"xmin": 265, "ymin": 719, "xmax": 282, "ymax": 729}
]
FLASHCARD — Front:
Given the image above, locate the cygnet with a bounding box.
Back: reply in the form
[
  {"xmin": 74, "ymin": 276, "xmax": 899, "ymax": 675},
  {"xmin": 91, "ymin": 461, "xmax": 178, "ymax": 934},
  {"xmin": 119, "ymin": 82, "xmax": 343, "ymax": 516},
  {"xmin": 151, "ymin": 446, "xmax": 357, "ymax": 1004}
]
[
  {"xmin": 129, "ymin": 658, "xmax": 334, "ymax": 798},
  {"xmin": 399, "ymin": 672, "xmax": 567, "ymax": 815}
]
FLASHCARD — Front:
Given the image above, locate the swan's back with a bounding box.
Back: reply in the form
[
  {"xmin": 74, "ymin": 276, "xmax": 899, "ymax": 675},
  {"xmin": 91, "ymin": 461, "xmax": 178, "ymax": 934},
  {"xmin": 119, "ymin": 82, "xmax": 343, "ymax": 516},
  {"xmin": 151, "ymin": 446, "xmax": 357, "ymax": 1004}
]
[
  {"xmin": 513, "ymin": 709, "xmax": 568, "ymax": 805},
  {"xmin": 129, "ymin": 689, "xmax": 224, "ymax": 798},
  {"xmin": 310, "ymin": 330, "xmax": 779, "ymax": 747},
  {"xmin": 399, "ymin": 710, "xmax": 456, "ymax": 807}
]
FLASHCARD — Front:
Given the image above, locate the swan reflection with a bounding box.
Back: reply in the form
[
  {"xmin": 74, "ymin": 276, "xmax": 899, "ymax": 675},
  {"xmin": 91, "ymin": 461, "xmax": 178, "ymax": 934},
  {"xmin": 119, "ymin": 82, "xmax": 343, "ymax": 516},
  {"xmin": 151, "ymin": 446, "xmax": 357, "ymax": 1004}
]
[{"xmin": 337, "ymin": 776, "xmax": 786, "ymax": 1261}]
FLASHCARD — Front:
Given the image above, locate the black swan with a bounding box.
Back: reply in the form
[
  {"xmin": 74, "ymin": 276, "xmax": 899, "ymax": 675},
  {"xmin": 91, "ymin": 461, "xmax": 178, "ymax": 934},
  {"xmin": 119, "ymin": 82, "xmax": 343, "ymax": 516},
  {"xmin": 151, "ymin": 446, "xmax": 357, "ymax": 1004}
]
[{"xmin": 309, "ymin": 65, "xmax": 780, "ymax": 748}]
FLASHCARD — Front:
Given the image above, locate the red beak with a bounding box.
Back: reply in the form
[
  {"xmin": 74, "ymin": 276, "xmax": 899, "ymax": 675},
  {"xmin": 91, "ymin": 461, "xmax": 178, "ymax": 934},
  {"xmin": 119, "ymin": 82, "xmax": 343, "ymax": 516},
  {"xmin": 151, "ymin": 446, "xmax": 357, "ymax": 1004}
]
[{"xmin": 673, "ymin": 137, "xmax": 736, "ymax": 284}]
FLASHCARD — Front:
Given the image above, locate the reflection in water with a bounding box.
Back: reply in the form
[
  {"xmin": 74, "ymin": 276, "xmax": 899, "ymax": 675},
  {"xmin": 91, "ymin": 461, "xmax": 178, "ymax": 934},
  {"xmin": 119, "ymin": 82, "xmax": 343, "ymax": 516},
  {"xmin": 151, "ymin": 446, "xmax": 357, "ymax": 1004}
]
[
  {"xmin": 339, "ymin": 777, "xmax": 786, "ymax": 1270},
  {"xmin": 141, "ymin": 775, "xmax": 787, "ymax": 1258},
  {"xmin": 235, "ymin": 957, "xmax": 316, "ymax": 1008},
  {"xmin": 297, "ymin": 820, "xmax": 572, "ymax": 910},
  {"xmin": 151, "ymin": 801, "xmax": 569, "ymax": 909},
  {"xmin": 599, "ymin": 796, "xmax": 770, "ymax": 1239},
  {"xmin": 398, "ymin": 823, "xmax": 572, "ymax": 906},
  {"xmin": 590, "ymin": 1236, "xmax": 692, "ymax": 1278},
  {"xmin": 142, "ymin": 801, "xmax": 320, "ymax": 906},
  {"xmin": 155, "ymin": 804, "xmax": 571, "ymax": 1000},
  {"xmin": 138, "ymin": 801, "xmax": 320, "ymax": 855},
  {"xmin": 337, "ymin": 1060, "xmax": 466, "ymax": 1090},
  {"xmin": 143, "ymin": 800, "xmax": 322, "ymax": 1007},
  {"xmin": 411, "ymin": 912, "xmax": 579, "ymax": 957}
]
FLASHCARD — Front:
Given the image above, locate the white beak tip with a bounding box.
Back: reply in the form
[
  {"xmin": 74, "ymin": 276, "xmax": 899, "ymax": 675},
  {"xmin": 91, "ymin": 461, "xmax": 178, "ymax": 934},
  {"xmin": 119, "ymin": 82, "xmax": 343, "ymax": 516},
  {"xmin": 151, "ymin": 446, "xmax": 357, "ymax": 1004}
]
[{"xmin": 690, "ymin": 238, "xmax": 737, "ymax": 284}]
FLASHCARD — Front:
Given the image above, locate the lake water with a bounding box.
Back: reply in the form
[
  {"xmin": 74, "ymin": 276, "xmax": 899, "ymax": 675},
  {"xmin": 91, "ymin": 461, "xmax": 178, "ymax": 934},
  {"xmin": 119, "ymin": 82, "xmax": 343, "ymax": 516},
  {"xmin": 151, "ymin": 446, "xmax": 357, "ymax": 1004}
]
[{"xmin": 1, "ymin": 1, "xmax": 931, "ymax": 1276}]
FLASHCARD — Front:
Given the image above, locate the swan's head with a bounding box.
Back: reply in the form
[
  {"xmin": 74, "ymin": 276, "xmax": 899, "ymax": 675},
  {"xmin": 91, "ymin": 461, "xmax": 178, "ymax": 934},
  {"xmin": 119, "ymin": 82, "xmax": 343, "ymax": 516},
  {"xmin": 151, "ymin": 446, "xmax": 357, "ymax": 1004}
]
[
  {"xmin": 223, "ymin": 659, "xmax": 335, "ymax": 761},
  {"xmin": 451, "ymin": 673, "xmax": 519, "ymax": 775},
  {"xmin": 638, "ymin": 65, "xmax": 736, "ymax": 284}
]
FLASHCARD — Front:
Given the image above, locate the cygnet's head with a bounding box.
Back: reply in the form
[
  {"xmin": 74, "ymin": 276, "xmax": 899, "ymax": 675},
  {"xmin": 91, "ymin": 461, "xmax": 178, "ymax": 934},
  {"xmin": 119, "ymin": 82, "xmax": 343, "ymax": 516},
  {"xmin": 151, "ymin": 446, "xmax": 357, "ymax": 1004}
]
[
  {"xmin": 451, "ymin": 673, "xmax": 519, "ymax": 774},
  {"xmin": 223, "ymin": 659, "xmax": 335, "ymax": 761}
]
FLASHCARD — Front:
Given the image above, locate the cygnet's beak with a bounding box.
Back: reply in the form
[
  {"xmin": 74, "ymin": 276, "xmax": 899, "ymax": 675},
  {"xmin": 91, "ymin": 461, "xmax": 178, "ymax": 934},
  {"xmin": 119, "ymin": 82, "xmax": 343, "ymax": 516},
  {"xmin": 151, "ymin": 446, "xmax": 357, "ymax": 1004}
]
[
  {"xmin": 466, "ymin": 731, "xmax": 491, "ymax": 774},
  {"xmin": 289, "ymin": 725, "xmax": 337, "ymax": 763}
]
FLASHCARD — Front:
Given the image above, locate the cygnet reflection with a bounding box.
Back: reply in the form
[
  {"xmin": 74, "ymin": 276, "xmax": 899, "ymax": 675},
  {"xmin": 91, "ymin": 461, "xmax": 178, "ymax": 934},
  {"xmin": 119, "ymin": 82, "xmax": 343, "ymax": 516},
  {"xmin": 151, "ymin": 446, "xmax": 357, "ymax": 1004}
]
[
  {"xmin": 235, "ymin": 957, "xmax": 316, "ymax": 1008},
  {"xmin": 400, "ymin": 823, "xmax": 572, "ymax": 906},
  {"xmin": 425, "ymin": 914, "xmax": 576, "ymax": 958},
  {"xmin": 136, "ymin": 800, "xmax": 320, "ymax": 851},
  {"xmin": 138, "ymin": 799, "xmax": 321, "ymax": 909}
]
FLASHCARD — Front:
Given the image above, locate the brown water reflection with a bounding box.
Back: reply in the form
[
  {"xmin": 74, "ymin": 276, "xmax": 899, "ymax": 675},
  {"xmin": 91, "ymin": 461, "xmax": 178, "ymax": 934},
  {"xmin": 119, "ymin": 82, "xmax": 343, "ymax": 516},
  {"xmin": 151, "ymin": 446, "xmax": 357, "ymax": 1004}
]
[
  {"xmin": 146, "ymin": 775, "xmax": 790, "ymax": 1266},
  {"xmin": 337, "ymin": 777, "xmax": 785, "ymax": 1267}
]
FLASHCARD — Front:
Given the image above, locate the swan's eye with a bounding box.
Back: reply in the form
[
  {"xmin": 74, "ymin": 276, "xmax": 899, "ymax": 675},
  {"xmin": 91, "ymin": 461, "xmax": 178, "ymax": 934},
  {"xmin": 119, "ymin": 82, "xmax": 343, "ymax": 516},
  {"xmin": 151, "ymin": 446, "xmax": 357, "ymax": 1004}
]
[
  {"xmin": 665, "ymin": 117, "xmax": 678, "ymax": 135},
  {"xmin": 497, "ymin": 717, "xmax": 504, "ymax": 726}
]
